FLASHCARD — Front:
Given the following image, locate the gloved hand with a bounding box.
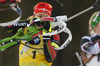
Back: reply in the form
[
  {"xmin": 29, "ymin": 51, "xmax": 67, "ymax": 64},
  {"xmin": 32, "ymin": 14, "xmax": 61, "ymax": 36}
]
[
  {"xmin": 91, "ymin": 34, "xmax": 100, "ymax": 44},
  {"xmin": 30, "ymin": 17, "xmax": 51, "ymax": 31},
  {"xmin": 29, "ymin": 17, "xmax": 43, "ymax": 26}
]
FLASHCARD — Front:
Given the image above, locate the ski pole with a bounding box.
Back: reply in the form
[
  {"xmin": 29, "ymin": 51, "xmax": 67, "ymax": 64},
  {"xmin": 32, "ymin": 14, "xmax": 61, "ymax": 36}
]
[
  {"xmin": 65, "ymin": 3, "xmax": 100, "ymax": 22},
  {"xmin": 75, "ymin": 52, "xmax": 84, "ymax": 66}
]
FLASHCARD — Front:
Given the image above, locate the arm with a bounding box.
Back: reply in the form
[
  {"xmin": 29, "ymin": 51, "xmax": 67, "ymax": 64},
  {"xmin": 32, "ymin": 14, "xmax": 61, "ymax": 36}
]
[
  {"xmin": 0, "ymin": 17, "xmax": 47, "ymax": 52},
  {"xmin": 3, "ymin": 17, "xmax": 40, "ymax": 35},
  {"xmin": 0, "ymin": 20, "xmax": 44, "ymax": 52},
  {"xmin": 80, "ymin": 35, "xmax": 100, "ymax": 54},
  {"xmin": 43, "ymin": 34, "xmax": 60, "ymax": 62}
]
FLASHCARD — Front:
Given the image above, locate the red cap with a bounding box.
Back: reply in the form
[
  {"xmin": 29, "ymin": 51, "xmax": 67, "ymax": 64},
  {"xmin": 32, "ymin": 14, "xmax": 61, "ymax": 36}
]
[{"xmin": 33, "ymin": 2, "xmax": 52, "ymax": 16}]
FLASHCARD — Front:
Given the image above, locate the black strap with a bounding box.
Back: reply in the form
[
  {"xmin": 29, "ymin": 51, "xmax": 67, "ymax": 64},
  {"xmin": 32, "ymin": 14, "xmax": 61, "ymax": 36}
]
[
  {"xmin": 98, "ymin": 54, "xmax": 100, "ymax": 61},
  {"xmin": 20, "ymin": 42, "xmax": 44, "ymax": 50}
]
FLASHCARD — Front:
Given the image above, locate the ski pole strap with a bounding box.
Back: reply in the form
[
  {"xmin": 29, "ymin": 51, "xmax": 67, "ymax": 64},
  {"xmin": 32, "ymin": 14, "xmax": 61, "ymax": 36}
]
[
  {"xmin": 0, "ymin": 0, "xmax": 21, "ymax": 5},
  {"xmin": 54, "ymin": 26, "xmax": 72, "ymax": 50},
  {"xmin": 75, "ymin": 52, "xmax": 84, "ymax": 66},
  {"xmin": 0, "ymin": 1, "xmax": 22, "ymax": 27},
  {"xmin": 65, "ymin": 1, "xmax": 100, "ymax": 22},
  {"xmin": 39, "ymin": 20, "xmax": 72, "ymax": 50}
]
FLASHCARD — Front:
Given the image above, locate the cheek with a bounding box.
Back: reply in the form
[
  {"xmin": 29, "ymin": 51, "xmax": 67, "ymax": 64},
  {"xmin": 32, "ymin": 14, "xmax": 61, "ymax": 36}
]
[
  {"xmin": 98, "ymin": 26, "xmax": 100, "ymax": 30},
  {"xmin": 98, "ymin": 23, "xmax": 100, "ymax": 28},
  {"xmin": 96, "ymin": 23, "xmax": 100, "ymax": 30},
  {"xmin": 35, "ymin": 15, "xmax": 39, "ymax": 17}
]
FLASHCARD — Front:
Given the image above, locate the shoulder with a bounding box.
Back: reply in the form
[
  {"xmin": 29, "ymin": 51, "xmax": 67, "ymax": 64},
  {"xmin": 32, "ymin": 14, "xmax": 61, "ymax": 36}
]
[
  {"xmin": 81, "ymin": 36, "xmax": 91, "ymax": 40},
  {"xmin": 80, "ymin": 36, "xmax": 92, "ymax": 46}
]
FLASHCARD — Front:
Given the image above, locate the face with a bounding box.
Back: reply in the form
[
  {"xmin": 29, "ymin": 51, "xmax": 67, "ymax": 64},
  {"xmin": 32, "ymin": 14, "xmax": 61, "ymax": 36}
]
[
  {"xmin": 95, "ymin": 22, "xmax": 100, "ymax": 35},
  {"xmin": 35, "ymin": 12, "xmax": 50, "ymax": 18},
  {"xmin": 34, "ymin": 13, "xmax": 50, "ymax": 29}
]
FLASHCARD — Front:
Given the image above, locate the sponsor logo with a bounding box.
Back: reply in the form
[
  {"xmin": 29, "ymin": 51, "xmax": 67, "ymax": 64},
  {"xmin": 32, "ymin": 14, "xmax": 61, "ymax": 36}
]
[
  {"xmin": 34, "ymin": 37, "xmax": 41, "ymax": 45},
  {"xmin": 64, "ymin": 40, "xmax": 70, "ymax": 48},
  {"xmin": 31, "ymin": 31, "xmax": 42, "ymax": 38},
  {"xmin": 38, "ymin": 8, "xmax": 51, "ymax": 14},
  {"xmin": 8, "ymin": 25, "xmax": 12, "ymax": 27},
  {"xmin": 42, "ymin": 18, "xmax": 54, "ymax": 21},
  {"xmin": 13, "ymin": 23, "xmax": 27, "ymax": 26}
]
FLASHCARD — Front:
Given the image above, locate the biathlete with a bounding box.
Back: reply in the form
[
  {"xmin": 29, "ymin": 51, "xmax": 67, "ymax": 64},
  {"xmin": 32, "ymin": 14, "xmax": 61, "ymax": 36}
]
[
  {"xmin": 80, "ymin": 11, "xmax": 100, "ymax": 66},
  {"xmin": 0, "ymin": 2, "xmax": 60, "ymax": 66}
]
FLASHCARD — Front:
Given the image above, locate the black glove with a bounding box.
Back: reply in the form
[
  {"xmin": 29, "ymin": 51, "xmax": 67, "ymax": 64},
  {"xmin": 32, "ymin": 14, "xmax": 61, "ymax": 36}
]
[
  {"xmin": 30, "ymin": 17, "xmax": 43, "ymax": 26},
  {"xmin": 31, "ymin": 17, "xmax": 51, "ymax": 31},
  {"xmin": 91, "ymin": 34, "xmax": 100, "ymax": 43}
]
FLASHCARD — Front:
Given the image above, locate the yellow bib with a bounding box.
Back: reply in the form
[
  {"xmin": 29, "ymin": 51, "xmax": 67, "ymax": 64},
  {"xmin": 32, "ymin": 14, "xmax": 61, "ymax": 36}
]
[{"xmin": 19, "ymin": 36, "xmax": 52, "ymax": 66}]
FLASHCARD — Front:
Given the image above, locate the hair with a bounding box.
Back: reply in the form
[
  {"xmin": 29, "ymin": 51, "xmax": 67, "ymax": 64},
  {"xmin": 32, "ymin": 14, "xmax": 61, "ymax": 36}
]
[
  {"xmin": 27, "ymin": 15, "xmax": 35, "ymax": 20},
  {"xmin": 89, "ymin": 11, "xmax": 100, "ymax": 36}
]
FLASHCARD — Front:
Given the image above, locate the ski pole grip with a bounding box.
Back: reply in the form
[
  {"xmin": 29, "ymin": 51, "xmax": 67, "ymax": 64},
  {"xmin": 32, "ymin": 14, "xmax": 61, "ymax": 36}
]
[
  {"xmin": 93, "ymin": 3, "xmax": 100, "ymax": 11},
  {"xmin": 55, "ymin": 15, "xmax": 67, "ymax": 22}
]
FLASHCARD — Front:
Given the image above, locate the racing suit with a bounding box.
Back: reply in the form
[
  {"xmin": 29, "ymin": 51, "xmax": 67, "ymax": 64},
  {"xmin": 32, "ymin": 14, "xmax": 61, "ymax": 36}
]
[{"xmin": 80, "ymin": 33, "xmax": 100, "ymax": 66}]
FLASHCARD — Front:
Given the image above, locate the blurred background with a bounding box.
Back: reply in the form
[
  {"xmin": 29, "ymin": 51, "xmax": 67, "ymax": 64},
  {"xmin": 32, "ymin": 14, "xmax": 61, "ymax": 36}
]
[{"xmin": 0, "ymin": 0, "xmax": 100, "ymax": 66}]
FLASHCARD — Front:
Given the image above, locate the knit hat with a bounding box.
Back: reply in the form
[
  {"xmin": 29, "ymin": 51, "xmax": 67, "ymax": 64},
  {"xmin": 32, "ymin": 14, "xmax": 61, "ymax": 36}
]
[
  {"xmin": 91, "ymin": 12, "xmax": 100, "ymax": 29},
  {"xmin": 33, "ymin": 2, "xmax": 52, "ymax": 16}
]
